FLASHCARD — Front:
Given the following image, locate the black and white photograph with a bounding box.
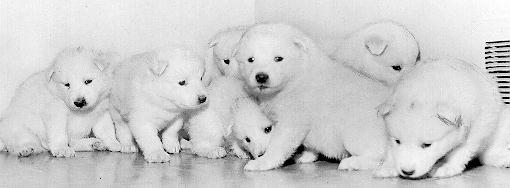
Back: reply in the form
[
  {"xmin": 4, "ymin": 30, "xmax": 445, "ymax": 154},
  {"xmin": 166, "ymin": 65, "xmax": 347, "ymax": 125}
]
[{"xmin": 1, "ymin": 0, "xmax": 510, "ymax": 187}]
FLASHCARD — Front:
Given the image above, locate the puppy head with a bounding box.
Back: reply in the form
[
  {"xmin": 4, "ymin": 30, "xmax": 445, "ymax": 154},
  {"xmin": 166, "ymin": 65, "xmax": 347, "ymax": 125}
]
[
  {"xmin": 379, "ymin": 101, "xmax": 467, "ymax": 179},
  {"xmin": 231, "ymin": 98, "xmax": 273, "ymax": 159},
  {"xmin": 208, "ymin": 26, "xmax": 246, "ymax": 79},
  {"xmin": 48, "ymin": 46, "xmax": 114, "ymax": 111},
  {"xmin": 333, "ymin": 22, "xmax": 420, "ymax": 86},
  {"xmin": 234, "ymin": 23, "xmax": 310, "ymax": 97},
  {"xmin": 143, "ymin": 47, "xmax": 208, "ymax": 110}
]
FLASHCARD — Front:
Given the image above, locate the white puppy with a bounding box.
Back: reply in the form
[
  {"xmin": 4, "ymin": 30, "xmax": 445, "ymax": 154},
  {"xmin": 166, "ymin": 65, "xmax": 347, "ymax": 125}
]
[
  {"xmin": 205, "ymin": 26, "xmax": 247, "ymax": 80},
  {"xmin": 187, "ymin": 76, "xmax": 264, "ymax": 159},
  {"xmin": 374, "ymin": 58, "xmax": 509, "ymax": 179},
  {"xmin": 110, "ymin": 47, "xmax": 208, "ymax": 162},
  {"xmin": 234, "ymin": 23, "xmax": 390, "ymax": 171},
  {"xmin": 0, "ymin": 47, "xmax": 120, "ymax": 157},
  {"xmin": 330, "ymin": 21, "xmax": 420, "ymax": 86}
]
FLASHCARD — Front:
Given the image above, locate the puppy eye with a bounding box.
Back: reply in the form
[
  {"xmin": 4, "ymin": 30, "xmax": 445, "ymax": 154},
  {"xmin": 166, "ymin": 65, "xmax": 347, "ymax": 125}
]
[
  {"xmin": 391, "ymin": 65, "xmax": 402, "ymax": 71},
  {"xmin": 178, "ymin": 80, "xmax": 187, "ymax": 86},
  {"xmin": 394, "ymin": 139, "xmax": 401, "ymax": 145},
  {"xmin": 247, "ymin": 57, "xmax": 255, "ymax": 63},
  {"xmin": 64, "ymin": 83, "xmax": 70, "ymax": 88},
  {"xmin": 223, "ymin": 59, "xmax": 230, "ymax": 65},
  {"xmin": 264, "ymin": 126, "xmax": 272, "ymax": 134},
  {"xmin": 421, "ymin": 143, "xmax": 432, "ymax": 149},
  {"xmin": 84, "ymin": 79, "xmax": 93, "ymax": 85},
  {"xmin": 274, "ymin": 56, "xmax": 284, "ymax": 62},
  {"xmin": 245, "ymin": 137, "xmax": 251, "ymax": 143}
]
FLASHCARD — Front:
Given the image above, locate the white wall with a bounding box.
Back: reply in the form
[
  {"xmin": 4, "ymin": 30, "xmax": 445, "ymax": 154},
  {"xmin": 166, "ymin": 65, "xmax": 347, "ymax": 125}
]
[
  {"xmin": 254, "ymin": 0, "xmax": 510, "ymax": 66},
  {"xmin": 0, "ymin": 0, "xmax": 255, "ymax": 112}
]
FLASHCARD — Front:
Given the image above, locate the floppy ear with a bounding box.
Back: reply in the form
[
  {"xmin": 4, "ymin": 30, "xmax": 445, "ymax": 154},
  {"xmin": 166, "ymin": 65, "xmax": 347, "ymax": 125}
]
[
  {"xmin": 376, "ymin": 102, "xmax": 393, "ymax": 118},
  {"xmin": 143, "ymin": 52, "xmax": 169, "ymax": 76},
  {"xmin": 365, "ymin": 36, "xmax": 388, "ymax": 56},
  {"xmin": 293, "ymin": 37, "xmax": 309, "ymax": 52},
  {"xmin": 208, "ymin": 38, "xmax": 219, "ymax": 48}
]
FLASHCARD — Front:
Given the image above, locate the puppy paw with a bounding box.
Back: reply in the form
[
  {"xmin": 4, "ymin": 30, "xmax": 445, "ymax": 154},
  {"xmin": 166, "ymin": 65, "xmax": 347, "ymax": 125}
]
[
  {"xmin": 373, "ymin": 167, "xmax": 399, "ymax": 178},
  {"xmin": 120, "ymin": 144, "xmax": 138, "ymax": 153},
  {"xmin": 338, "ymin": 156, "xmax": 379, "ymax": 170},
  {"xmin": 179, "ymin": 139, "xmax": 192, "ymax": 150},
  {"xmin": 482, "ymin": 150, "xmax": 510, "ymax": 168},
  {"xmin": 144, "ymin": 150, "xmax": 171, "ymax": 163},
  {"xmin": 233, "ymin": 149, "xmax": 251, "ymax": 159},
  {"xmin": 163, "ymin": 139, "xmax": 181, "ymax": 154},
  {"xmin": 433, "ymin": 164, "xmax": 464, "ymax": 178},
  {"xmin": 51, "ymin": 147, "xmax": 76, "ymax": 158},
  {"xmin": 106, "ymin": 142, "xmax": 121, "ymax": 152},
  {"xmin": 244, "ymin": 158, "xmax": 279, "ymax": 171},
  {"xmin": 193, "ymin": 146, "xmax": 227, "ymax": 159},
  {"xmin": 295, "ymin": 151, "xmax": 318, "ymax": 163},
  {"xmin": 91, "ymin": 140, "xmax": 108, "ymax": 151},
  {"xmin": 13, "ymin": 143, "xmax": 44, "ymax": 157}
]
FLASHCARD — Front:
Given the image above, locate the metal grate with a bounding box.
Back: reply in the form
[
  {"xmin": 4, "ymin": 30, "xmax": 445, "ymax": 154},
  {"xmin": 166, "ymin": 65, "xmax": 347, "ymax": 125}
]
[{"xmin": 485, "ymin": 40, "xmax": 510, "ymax": 104}]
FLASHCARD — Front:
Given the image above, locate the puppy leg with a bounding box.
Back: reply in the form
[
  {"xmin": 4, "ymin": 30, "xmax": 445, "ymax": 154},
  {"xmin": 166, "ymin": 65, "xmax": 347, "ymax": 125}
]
[
  {"xmin": 110, "ymin": 110, "xmax": 138, "ymax": 153},
  {"xmin": 294, "ymin": 148, "xmax": 318, "ymax": 163},
  {"xmin": 480, "ymin": 109, "xmax": 510, "ymax": 167},
  {"xmin": 70, "ymin": 138, "xmax": 107, "ymax": 151},
  {"xmin": 189, "ymin": 112, "xmax": 226, "ymax": 158},
  {"xmin": 92, "ymin": 112, "xmax": 121, "ymax": 152},
  {"xmin": 1, "ymin": 120, "xmax": 45, "ymax": 157},
  {"xmin": 130, "ymin": 119, "xmax": 170, "ymax": 163},
  {"xmin": 44, "ymin": 110, "xmax": 75, "ymax": 158},
  {"xmin": 162, "ymin": 118, "xmax": 183, "ymax": 154},
  {"xmin": 244, "ymin": 117, "xmax": 308, "ymax": 171}
]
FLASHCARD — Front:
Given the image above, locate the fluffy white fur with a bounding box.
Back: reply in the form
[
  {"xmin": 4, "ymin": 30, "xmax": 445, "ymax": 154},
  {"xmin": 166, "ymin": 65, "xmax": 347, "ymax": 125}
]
[
  {"xmin": 187, "ymin": 76, "xmax": 275, "ymax": 159},
  {"xmin": 330, "ymin": 21, "xmax": 420, "ymax": 86},
  {"xmin": 234, "ymin": 23, "xmax": 390, "ymax": 171},
  {"xmin": 0, "ymin": 47, "xmax": 120, "ymax": 157},
  {"xmin": 374, "ymin": 58, "xmax": 510, "ymax": 179},
  {"xmin": 109, "ymin": 47, "xmax": 208, "ymax": 163},
  {"xmin": 204, "ymin": 26, "xmax": 247, "ymax": 81}
]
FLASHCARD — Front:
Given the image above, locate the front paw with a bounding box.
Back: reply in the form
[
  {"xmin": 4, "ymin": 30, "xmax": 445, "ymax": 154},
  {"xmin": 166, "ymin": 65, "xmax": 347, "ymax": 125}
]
[
  {"xmin": 92, "ymin": 140, "xmax": 108, "ymax": 151},
  {"xmin": 193, "ymin": 146, "xmax": 227, "ymax": 159},
  {"xmin": 233, "ymin": 149, "xmax": 251, "ymax": 159},
  {"xmin": 51, "ymin": 147, "xmax": 76, "ymax": 158},
  {"xmin": 433, "ymin": 164, "xmax": 464, "ymax": 178},
  {"xmin": 373, "ymin": 167, "xmax": 399, "ymax": 178},
  {"xmin": 295, "ymin": 151, "xmax": 318, "ymax": 163},
  {"xmin": 120, "ymin": 144, "xmax": 138, "ymax": 153},
  {"xmin": 244, "ymin": 158, "xmax": 279, "ymax": 171},
  {"xmin": 105, "ymin": 142, "xmax": 121, "ymax": 152},
  {"xmin": 144, "ymin": 150, "xmax": 171, "ymax": 163},
  {"xmin": 13, "ymin": 143, "xmax": 44, "ymax": 157},
  {"xmin": 338, "ymin": 156, "xmax": 379, "ymax": 170},
  {"xmin": 163, "ymin": 139, "xmax": 181, "ymax": 154}
]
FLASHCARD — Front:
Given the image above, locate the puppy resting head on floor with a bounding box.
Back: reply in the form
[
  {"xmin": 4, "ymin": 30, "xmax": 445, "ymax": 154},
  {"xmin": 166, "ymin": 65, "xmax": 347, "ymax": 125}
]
[
  {"xmin": 47, "ymin": 47, "xmax": 113, "ymax": 111},
  {"xmin": 379, "ymin": 102, "xmax": 468, "ymax": 179},
  {"xmin": 138, "ymin": 48, "xmax": 208, "ymax": 110},
  {"xmin": 231, "ymin": 97, "xmax": 273, "ymax": 159},
  {"xmin": 208, "ymin": 26, "xmax": 246, "ymax": 79},
  {"xmin": 331, "ymin": 21, "xmax": 420, "ymax": 86},
  {"xmin": 234, "ymin": 23, "xmax": 315, "ymax": 97}
]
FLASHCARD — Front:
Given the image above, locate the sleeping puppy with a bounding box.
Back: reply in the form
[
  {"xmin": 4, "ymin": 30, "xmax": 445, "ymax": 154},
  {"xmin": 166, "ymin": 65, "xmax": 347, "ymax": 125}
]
[
  {"xmin": 0, "ymin": 46, "xmax": 120, "ymax": 157},
  {"xmin": 109, "ymin": 47, "xmax": 208, "ymax": 162}
]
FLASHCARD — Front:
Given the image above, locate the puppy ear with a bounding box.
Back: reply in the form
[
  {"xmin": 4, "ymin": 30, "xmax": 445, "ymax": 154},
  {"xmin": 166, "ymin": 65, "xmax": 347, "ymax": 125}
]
[
  {"xmin": 293, "ymin": 37, "xmax": 309, "ymax": 52},
  {"xmin": 376, "ymin": 102, "xmax": 393, "ymax": 118},
  {"xmin": 208, "ymin": 39, "xmax": 219, "ymax": 48},
  {"xmin": 93, "ymin": 51, "xmax": 120, "ymax": 72},
  {"xmin": 47, "ymin": 69, "xmax": 55, "ymax": 82},
  {"xmin": 143, "ymin": 52, "xmax": 169, "ymax": 76},
  {"xmin": 365, "ymin": 36, "xmax": 388, "ymax": 56},
  {"xmin": 435, "ymin": 103, "xmax": 462, "ymax": 128}
]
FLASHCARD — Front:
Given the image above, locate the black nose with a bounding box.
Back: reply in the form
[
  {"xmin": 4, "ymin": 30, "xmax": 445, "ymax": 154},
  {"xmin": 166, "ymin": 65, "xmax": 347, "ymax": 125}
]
[
  {"xmin": 198, "ymin": 95, "xmax": 207, "ymax": 104},
  {"xmin": 401, "ymin": 169, "xmax": 415, "ymax": 176},
  {"xmin": 74, "ymin": 97, "xmax": 87, "ymax": 108},
  {"xmin": 255, "ymin": 72, "xmax": 269, "ymax": 84}
]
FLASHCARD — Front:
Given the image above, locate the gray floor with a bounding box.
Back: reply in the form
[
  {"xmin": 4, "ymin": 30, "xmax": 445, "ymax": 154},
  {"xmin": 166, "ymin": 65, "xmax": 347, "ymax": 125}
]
[{"xmin": 1, "ymin": 150, "xmax": 510, "ymax": 188}]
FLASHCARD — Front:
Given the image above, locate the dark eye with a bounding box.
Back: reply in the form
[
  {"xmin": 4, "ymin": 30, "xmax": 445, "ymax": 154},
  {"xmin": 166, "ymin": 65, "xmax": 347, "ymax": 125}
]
[
  {"xmin": 178, "ymin": 80, "xmax": 187, "ymax": 86},
  {"xmin": 84, "ymin": 79, "xmax": 92, "ymax": 85},
  {"xmin": 264, "ymin": 126, "xmax": 272, "ymax": 134},
  {"xmin": 245, "ymin": 137, "xmax": 251, "ymax": 143},
  {"xmin": 223, "ymin": 59, "xmax": 230, "ymax": 65},
  {"xmin": 274, "ymin": 56, "xmax": 284, "ymax": 62},
  {"xmin": 421, "ymin": 143, "xmax": 431, "ymax": 149},
  {"xmin": 394, "ymin": 139, "xmax": 401, "ymax": 145},
  {"xmin": 391, "ymin": 65, "xmax": 402, "ymax": 71},
  {"xmin": 247, "ymin": 57, "xmax": 255, "ymax": 63},
  {"xmin": 64, "ymin": 83, "xmax": 70, "ymax": 88}
]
